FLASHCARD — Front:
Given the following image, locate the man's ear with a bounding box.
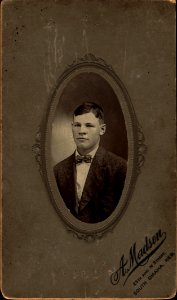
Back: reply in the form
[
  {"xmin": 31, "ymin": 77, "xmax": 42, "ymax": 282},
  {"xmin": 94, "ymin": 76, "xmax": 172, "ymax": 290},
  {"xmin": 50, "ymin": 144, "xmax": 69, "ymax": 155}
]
[{"xmin": 100, "ymin": 124, "xmax": 106, "ymax": 135}]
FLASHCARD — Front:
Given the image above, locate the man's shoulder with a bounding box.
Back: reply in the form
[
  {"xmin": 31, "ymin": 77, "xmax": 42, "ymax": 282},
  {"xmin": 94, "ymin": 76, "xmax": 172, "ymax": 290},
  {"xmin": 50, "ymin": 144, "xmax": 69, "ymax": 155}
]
[
  {"xmin": 54, "ymin": 153, "xmax": 75, "ymax": 173},
  {"xmin": 98, "ymin": 147, "xmax": 127, "ymax": 167}
]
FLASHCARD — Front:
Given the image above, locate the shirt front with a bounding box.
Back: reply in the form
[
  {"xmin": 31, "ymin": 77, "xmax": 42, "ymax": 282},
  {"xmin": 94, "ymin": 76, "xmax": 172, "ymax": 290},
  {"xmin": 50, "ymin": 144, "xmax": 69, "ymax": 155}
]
[{"xmin": 75, "ymin": 146, "xmax": 99, "ymax": 204}]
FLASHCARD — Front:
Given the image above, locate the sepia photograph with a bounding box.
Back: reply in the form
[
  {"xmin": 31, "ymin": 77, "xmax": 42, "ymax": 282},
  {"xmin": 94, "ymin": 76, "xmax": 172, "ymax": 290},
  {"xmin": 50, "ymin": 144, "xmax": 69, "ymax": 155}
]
[{"xmin": 51, "ymin": 73, "xmax": 128, "ymax": 224}]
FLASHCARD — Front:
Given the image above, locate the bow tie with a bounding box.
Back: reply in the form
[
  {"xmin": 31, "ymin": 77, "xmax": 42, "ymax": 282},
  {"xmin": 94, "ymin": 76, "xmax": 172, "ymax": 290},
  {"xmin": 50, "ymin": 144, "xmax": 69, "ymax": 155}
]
[{"xmin": 76, "ymin": 154, "xmax": 92, "ymax": 164}]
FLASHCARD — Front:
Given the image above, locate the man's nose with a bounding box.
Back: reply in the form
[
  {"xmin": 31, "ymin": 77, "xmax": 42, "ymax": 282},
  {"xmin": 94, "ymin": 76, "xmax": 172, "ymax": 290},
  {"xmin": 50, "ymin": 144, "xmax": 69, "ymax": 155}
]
[{"xmin": 79, "ymin": 125, "xmax": 87, "ymax": 134}]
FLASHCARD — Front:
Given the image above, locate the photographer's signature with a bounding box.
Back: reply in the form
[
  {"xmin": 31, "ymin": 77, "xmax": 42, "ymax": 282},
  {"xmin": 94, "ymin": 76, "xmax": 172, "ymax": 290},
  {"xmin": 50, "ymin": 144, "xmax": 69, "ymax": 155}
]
[{"xmin": 110, "ymin": 229, "xmax": 166, "ymax": 286}]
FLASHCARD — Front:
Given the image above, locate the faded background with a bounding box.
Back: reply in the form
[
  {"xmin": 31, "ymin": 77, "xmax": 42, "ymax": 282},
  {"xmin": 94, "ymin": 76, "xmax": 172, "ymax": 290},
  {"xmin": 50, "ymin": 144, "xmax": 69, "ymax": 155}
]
[
  {"xmin": 51, "ymin": 72, "xmax": 128, "ymax": 166},
  {"xmin": 2, "ymin": 0, "xmax": 176, "ymax": 298}
]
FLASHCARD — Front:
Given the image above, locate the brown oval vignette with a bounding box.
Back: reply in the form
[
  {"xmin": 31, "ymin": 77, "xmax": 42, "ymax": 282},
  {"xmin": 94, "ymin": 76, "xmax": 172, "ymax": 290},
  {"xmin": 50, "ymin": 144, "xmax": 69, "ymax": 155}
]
[{"xmin": 33, "ymin": 54, "xmax": 147, "ymax": 240}]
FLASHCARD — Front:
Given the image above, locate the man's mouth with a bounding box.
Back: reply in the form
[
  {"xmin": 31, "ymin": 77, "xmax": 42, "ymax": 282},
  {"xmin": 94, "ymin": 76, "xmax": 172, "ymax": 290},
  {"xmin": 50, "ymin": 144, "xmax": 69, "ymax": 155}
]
[{"xmin": 77, "ymin": 138, "xmax": 88, "ymax": 141}]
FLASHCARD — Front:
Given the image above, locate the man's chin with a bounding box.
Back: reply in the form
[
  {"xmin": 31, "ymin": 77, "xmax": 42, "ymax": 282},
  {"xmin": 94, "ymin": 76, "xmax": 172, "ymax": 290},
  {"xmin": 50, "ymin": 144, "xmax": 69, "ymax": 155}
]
[
  {"xmin": 76, "ymin": 144, "xmax": 91, "ymax": 154},
  {"xmin": 77, "ymin": 145, "xmax": 89, "ymax": 151}
]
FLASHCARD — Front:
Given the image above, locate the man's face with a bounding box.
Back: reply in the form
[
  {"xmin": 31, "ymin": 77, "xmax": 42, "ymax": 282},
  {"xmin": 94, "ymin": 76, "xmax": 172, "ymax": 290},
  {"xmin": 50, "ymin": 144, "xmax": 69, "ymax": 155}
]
[{"xmin": 72, "ymin": 112, "xmax": 106, "ymax": 155}]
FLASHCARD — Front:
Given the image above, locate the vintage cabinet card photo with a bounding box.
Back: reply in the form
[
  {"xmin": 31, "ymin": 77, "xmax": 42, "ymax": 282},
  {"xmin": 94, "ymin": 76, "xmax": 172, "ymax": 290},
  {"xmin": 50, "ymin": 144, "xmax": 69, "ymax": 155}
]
[{"xmin": 1, "ymin": 0, "xmax": 176, "ymax": 298}]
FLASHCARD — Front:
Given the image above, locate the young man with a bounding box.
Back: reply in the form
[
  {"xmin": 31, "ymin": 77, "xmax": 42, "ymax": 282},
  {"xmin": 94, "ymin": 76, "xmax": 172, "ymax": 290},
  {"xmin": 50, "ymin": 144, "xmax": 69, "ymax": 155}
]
[{"xmin": 54, "ymin": 102, "xmax": 127, "ymax": 223}]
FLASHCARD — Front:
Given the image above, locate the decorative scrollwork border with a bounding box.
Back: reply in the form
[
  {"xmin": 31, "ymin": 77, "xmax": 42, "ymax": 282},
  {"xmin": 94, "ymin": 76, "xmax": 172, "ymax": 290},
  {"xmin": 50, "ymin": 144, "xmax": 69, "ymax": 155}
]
[
  {"xmin": 32, "ymin": 127, "xmax": 43, "ymax": 175},
  {"xmin": 32, "ymin": 53, "xmax": 147, "ymax": 241},
  {"xmin": 67, "ymin": 53, "xmax": 114, "ymax": 72},
  {"xmin": 136, "ymin": 122, "xmax": 147, "ymax": 174}
]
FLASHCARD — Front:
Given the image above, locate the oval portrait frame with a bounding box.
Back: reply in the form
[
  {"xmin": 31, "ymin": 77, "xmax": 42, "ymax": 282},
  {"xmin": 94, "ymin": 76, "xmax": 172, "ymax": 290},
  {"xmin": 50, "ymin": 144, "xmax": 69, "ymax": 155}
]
[{"xmin": 33, "ymin": 54, "xmax": 146, "ymax": 241}]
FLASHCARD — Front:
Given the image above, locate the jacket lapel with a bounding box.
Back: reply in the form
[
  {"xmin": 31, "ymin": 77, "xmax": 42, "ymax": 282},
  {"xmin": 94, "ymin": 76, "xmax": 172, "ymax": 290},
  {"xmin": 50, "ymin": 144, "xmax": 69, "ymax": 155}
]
[
  {"xmin": 63, "ymin": 153, "xmax": 77, "ymax": 213},
  {"xmin": 79, "ymin": 147, "xmax": 106, "ymax": 211}
]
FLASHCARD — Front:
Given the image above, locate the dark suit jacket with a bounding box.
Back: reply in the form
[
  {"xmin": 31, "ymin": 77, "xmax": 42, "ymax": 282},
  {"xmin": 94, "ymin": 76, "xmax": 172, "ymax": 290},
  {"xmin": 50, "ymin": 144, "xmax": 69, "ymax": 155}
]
[{"xmin": 54, "ymin": 147, "xmax": 127, "ymax": 223}]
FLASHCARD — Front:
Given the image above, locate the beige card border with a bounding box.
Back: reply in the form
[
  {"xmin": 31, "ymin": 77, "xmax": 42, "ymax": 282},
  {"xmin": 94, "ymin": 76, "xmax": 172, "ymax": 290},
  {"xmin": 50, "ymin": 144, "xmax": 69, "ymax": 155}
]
[{"xmin": 0, "ymin": 0, "xmax": 176, "ymax": 299}]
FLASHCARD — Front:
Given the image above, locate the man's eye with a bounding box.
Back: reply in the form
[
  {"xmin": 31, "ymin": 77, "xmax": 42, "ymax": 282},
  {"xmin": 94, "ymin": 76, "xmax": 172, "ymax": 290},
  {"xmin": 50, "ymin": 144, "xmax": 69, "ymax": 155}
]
[
  {"xmin": 86, "ymin": 124, "xmax": 94, "ymax": 127},
  {"xmin": 74, "ymin": 124, "xmax": 80, "ymax": 127}
]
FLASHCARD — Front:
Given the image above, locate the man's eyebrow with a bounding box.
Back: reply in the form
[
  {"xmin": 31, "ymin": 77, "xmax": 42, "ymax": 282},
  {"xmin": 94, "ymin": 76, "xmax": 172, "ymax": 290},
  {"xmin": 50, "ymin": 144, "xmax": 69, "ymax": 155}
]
[{"xmin": 73, "ymin": 121, "xmax": 95, "ymax": 125}]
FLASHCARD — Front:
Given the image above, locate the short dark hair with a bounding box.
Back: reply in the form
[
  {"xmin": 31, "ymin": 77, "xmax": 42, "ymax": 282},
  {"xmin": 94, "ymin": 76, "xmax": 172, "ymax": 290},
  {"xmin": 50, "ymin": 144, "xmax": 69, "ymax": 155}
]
[{"xmin": 74, "ymin": 102, "xmax": 104, "ymax": 122}]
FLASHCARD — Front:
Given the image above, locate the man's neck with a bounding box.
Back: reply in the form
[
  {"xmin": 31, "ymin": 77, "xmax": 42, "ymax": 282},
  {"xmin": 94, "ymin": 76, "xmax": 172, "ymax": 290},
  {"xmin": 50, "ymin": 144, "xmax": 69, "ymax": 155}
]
[{"xmin": 76, "ymin": 144, "xmax": 99, "ymax": 156}]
